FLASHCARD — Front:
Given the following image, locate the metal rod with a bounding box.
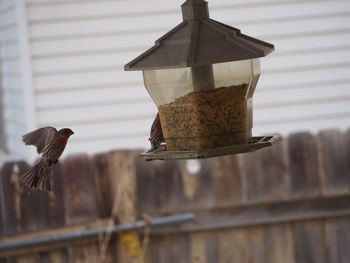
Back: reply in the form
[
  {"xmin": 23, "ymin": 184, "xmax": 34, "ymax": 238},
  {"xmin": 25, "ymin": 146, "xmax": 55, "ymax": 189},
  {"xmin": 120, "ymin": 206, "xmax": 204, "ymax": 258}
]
[{"xmin": 0, "ymin": 213, "xmax": 195, "ymax": 252}]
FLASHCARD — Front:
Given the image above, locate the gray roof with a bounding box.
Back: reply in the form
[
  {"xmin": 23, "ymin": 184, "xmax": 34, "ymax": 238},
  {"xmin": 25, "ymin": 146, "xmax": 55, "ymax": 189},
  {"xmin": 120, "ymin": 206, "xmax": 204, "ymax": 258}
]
[{"xmin": 125, "ymin": 0, "xmax": 274, "ymax": 71}]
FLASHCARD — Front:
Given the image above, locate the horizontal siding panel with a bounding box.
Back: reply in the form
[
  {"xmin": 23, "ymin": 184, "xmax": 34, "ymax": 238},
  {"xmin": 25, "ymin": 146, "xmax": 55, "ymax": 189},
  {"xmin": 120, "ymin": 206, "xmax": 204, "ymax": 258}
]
[
  {"xmin": 36, "ymin": 100, "xmax": 155, "ymax": 125},
  {"xmin": 0, "ymin": 41, "xmax": 20, "ymax": 58},
  {"xmin": 34, "ymin": 69, "xmax": 142, "ymax": 90},
  {"xmin": 236, "ymin": 16, "xmax": 350, "ymax": 40},
  {"xmin": 263, "ymin": 48, "xmax": 350, "ymax": 72},
  {"xmin": 3, "ymin": 91, "xmax": 25, "ymax": 109},
  {"xmin": 1, "ymin": 60, "xmax": 21, "ymax": 74},
  {"xmin": 260, "ymin": 65, "xmax": 350, "ymax": 87},
  {"xmin": 2, "ymin": 75, "xmax": 22, "ymax": 90},
  {"xmin": 5, "ymin": 120, "xmax": 27, "ymax": 139},
  {"xmin": 32, "ymin": 51, "xmax": 134, "ymax": 74},
  {"xmin": 27, "ymin": 1, "xmax": 348, "ymax": 24},
  {"xmin": 7, "ymin": 136, "xmax": 29, "ymax": 156},
  {"xmin": 4, "ymin": 107, "xmax": 27, "ymax": 128},
  {"xmin": 28, "ymin": 14, "xmax": 178, "ymax": 40},
  {"xmin": 28, "ymin": 10, "xmax": 350, "ymax": 40},
  {"xmin": 31, "ymin": 32, "xmax": 157, "ymax": 57},
  {"xmin": 62, "ymin": 135, "xmax": 148, "ymax": 157},
  {"xmin": 38, "ymin": 117, "xmax": 154, "ymax": 141},
  {"xmin": 211, "ymin": 2, "xmax": 350, "ymax": 24},
  {"xmin": 271, "ymin": 32, "xmax": 350, "ymax": 55},
  {"xmin": 255, "ymin": 83, "xmax": 350, "ymax": 107},
  {"xmin": 35, "ymin": 84, "xmax": 149, "ymax": 107},
  {"xmin": 255, "ymin": 100, "xmax": 350, "ymax": 123},
  {"xmin": 0, "ymin": 26, "xmax": 18, "ymax": 43},
  {"xmin": 0, "ymin": 0, "xmax": 15, "ymax": 13},
  {"xmin": 254, "ymin": 115, "xmax": 350, "ymax": 136},
  {"xmin": 26, "ymin": 0, "xmax": 306, "ymax": 8},
  {"xmin": 0, "ymin": 6, "xmax": 16, "ymax": 29},
  {"xmin": 27, "ymin": 1, "xmax": 179, "ymax": 22}
]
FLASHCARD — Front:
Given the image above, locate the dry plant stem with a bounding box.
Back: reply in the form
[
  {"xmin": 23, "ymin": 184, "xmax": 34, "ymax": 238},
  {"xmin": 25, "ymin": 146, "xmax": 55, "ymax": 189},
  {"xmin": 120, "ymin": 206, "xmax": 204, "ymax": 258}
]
[
  {"xmin": 141, "ymin": 213, "xmax": 152, "ymax": 259},
  {"xmin": 98, "ymin": 186, "xmax": 124, "ymax": 263}
]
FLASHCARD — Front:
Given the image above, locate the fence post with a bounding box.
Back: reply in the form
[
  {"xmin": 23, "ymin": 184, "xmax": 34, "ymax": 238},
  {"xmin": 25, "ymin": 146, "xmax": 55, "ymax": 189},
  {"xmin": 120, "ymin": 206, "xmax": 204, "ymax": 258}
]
[{"xmin": 108, "ymin": 151, "xmax": 145, "ymax": 263}]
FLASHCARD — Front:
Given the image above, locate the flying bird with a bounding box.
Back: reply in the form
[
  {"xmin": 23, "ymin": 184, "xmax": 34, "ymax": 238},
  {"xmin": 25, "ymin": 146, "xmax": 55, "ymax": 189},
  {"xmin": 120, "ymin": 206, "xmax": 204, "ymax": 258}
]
[
  {"xmin": 149, "ymin": 113, "xmax": 165, "ymax": 150},
  {"xmin": 20, "ymin": 126, "xmax": 74, "ymax": 191}
]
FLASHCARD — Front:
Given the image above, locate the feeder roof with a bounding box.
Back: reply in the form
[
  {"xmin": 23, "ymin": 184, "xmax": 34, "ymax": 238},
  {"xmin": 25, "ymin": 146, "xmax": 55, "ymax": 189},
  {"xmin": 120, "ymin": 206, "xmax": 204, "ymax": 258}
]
[{"xmin": 124, "ymin": 0, "xmax": 274, "ymax": 71}]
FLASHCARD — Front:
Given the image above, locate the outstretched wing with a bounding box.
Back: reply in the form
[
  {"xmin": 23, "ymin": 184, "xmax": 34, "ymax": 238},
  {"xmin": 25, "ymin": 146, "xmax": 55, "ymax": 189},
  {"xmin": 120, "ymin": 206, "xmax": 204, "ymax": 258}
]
[{"xmin": 22, "ymin": 126, "xmax": 57, "ymax": 154}]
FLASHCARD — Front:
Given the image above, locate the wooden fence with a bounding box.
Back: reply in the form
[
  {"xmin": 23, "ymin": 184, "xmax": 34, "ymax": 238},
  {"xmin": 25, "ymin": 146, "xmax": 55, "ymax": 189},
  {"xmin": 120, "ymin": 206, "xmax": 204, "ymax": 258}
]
[{"xmin": 0, "ymin": 129, "xmax": 350, "ymax": 262}]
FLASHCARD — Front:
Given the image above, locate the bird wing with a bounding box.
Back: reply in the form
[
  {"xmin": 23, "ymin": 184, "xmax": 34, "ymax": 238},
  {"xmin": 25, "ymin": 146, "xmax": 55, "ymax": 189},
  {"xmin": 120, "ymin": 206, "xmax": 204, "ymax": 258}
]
[{"xmin": 22, "ymin": 126, "xmax": 57, "ymax": 154}]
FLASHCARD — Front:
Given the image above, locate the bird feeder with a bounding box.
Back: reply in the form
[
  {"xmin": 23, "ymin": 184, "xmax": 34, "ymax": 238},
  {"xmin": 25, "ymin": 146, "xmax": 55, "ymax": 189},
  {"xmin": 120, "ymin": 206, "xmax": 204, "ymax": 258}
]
[{"xmin": 125, "ymin": 0, "xmax": 279, "ymax": 160}]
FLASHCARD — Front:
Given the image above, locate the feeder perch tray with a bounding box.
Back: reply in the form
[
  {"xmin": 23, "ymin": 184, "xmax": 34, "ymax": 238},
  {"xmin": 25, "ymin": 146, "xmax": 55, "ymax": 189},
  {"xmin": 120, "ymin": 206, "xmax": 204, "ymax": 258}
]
[{"xmin": 140, "ymin": 135, "xmax": 280, "ymax": 160}]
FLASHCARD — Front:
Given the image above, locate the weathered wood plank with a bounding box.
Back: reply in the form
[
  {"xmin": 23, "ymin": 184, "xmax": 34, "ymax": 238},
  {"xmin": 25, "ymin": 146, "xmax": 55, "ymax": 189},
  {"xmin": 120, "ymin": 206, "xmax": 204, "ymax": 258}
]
[
  {"xmin": 248, "ymin": 226, "xmax": 269, "ymax": 263},
  {"xmin": 62, "ymin": 155, "xmax": 98, "ymax": 224},
  {"xmin": 239, "ymin": 138, "xmax": 288, "ymax": 203},
  {"xmin": 317, "ymin": 129, "xmax": 350, "ymax": 195},
  {"xmin": 135, "ymin": 158, "xmax": 160, "ymax": 215},
  {"xmin": 108, "ymin": 150, "xmax": 145, "ymax": 263},
  {"xmin": 211, "ymin": 155, "xmax": 242, "ymax": 206},
  {"xmin": 46, "ymin": 163, "xmax": 66, "ymax": 228},
  {"xmin": 190, "ymin": 231, "xmax": 218, "ymax": 263},
  {"xmin": 287, "ymin": 132, "xmax": 321, "ymax": 199},
  {"xmin": 292, "ymin": 220, "xmax": 329, "ymax": 263},
  {"xmin": 72, "ymin": 243, "xmax": 98, "ymax": 263},
  {"xmin": 155, "ymin": 234, "xmax": 190, "ymax": 263},
  {"xmin": 39, "ymin": 248, "xmax": 69, "ymax": 263},
  {"xmin": 158, "ymin": 160, "xmax": 185, "ymax": 213},
  {"xmin": 263, "ymin": 223, "xmax": 295, "ymax": 263},
  {"xmin": 91, "ymin": 153, "xmax": 113, "ymax": 218},
  {"xmin": 218, "ymin": 227, "xmax": 250, "ymax": 263},
  {"xmin": 178, "ymin": 159, "xmax": 214, "ymax": 210},
  {"xmin": 0, "ymin": 161, "xmax": 53, "ymax": 235},
  {"xmin": 326, "ymin": 218, "xmax": 350, "ymax": 263}
]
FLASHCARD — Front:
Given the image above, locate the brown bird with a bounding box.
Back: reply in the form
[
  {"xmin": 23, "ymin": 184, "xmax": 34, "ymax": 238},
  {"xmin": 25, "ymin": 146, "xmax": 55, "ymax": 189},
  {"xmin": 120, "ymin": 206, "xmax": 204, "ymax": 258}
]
[
  {"xmin": 20, "ymin": 126, "xmax": 74, "ymax": 191},
  {"xmin": 149, "ymin": 113, "xmax": 165, "ymax": 150}
]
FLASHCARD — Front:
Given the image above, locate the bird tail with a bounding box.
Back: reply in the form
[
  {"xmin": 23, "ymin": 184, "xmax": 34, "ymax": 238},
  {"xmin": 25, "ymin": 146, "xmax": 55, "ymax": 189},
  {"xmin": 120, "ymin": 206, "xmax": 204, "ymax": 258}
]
[{"xmin": 19, "ymin": 159, "xmax": 52, "ymax": 191}]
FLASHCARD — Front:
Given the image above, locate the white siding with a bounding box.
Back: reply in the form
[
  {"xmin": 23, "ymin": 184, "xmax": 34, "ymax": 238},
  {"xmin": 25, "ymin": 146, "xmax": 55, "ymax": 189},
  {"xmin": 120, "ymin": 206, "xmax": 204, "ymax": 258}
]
[
  {"xmin": 0, "ymin": 0, "xmax": 29, "ymax": 164},
  {"xmin": 16, "ymin": 0, "xmax": 350, "ymax": 157}
]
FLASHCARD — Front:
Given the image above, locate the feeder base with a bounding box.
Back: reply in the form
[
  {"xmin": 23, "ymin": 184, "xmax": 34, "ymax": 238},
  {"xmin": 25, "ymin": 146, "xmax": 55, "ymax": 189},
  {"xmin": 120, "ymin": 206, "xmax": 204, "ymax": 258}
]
[{"xmin": 140, "ymin": 135, "xmax": 280, "ymax": 160}]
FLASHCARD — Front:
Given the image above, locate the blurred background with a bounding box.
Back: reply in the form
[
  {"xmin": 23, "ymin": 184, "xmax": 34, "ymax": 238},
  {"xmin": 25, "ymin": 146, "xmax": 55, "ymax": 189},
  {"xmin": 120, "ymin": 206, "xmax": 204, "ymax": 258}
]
[{"xmin": 0, "ymin": 0, "xmax": 350, "ymax": 262}]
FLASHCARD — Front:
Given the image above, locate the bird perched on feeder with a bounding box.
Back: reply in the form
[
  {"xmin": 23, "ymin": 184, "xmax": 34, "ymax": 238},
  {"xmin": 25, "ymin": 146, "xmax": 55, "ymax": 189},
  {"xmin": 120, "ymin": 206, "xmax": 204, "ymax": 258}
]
[
  {"xmin": 149, "ymin": 113, "xmax": 165, "ymax": 150},
  {"xmin": 20, "ymin": 126, "xmax": 74, "ymax": 191}
]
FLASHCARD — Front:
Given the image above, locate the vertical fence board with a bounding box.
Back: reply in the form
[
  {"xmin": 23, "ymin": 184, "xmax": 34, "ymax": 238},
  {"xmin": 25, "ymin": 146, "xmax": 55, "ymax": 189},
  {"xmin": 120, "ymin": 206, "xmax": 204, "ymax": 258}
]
[
  {"xmin": 62, "ymin": 155, "xmax": 97, "ymax": 224},
  {"xmin": 178, "ymin": 159, "xmax": 215, "ymax": 210},
  {"xmin": 326, "ymin": 218, "xmax": 350, "ymax": 263},
  {"xmin": 108, "ymin": 151, "xmax": 145, "ymax": 263},
  {"xmin": 239, "ymin": 138, "xmax": 288, "ymax": 203},
  {"xmin": 0, "ymin": 162, "xmax": 52, "ymax": 235},
  {"xmin": 317, "ymin": 129, "xmax": 350, "ymax": 195},
  {"xmin": 40, "ymin": 248, "xmax": 69, "ymax": 263},
  {"xmin": 156, "ymin": 234, "xmax": 190, "ymax": 263},
  {"xmin": 264, "ymin": 223, "xmax": 296, "ymax": 263},
  {"xmin": 190, "ymin": 231, "xmax": 218, "ymax": 263},
  {"xmin": 46, "ymin": 163, "xmax": 66, "ymax": 228},
  {"xmin": 248, "ymin": 226, "xmax": 268, "ymax": 263},
  {"xmin": 287, "ymin": 132, "xmax": 321, "ymax": 199},
  {"xmin": 211, "ymin": 155, "xmax": 242, "ymax": 206},
  {"xmin": 92, "ymin": 153, "xmax": 113, "ymax": 218},
  {"xmin": 218, "ymin": 228, "xmax": 250, "ymax": 263},
  {"xmin": 72, "ymin": 243, "xmax": 99, "ymax": 263},
  {"xmin": 292, "ymin": 220, "xmax": 328, "ymax": 263},
  {"xmin": 135, "ymin": 159, "xmax": 160, "ymax": 215}
]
